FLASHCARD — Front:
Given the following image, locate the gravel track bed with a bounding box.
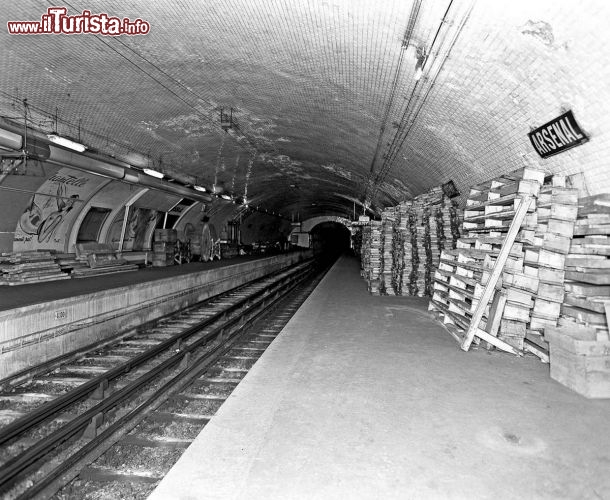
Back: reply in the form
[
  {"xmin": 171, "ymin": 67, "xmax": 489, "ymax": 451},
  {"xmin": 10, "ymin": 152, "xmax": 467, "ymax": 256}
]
[
  {"xmin": 55, "ymin": 479, "xmax": 156, "ymax": 500},
  {"xmin": 131, "ymin": 420, "xmax": 203, "ymax": 440}
]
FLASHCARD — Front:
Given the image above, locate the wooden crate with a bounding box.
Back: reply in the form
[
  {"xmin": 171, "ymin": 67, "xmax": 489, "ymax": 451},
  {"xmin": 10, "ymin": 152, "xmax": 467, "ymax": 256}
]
[{"xmin": 545, "ymin": 327, "xmax": 610, "ymax": 398}]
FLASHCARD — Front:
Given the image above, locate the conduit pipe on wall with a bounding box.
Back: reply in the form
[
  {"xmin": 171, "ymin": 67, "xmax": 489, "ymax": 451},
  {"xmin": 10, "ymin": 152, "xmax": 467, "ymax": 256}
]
[{"xmin": 0, "ymin": 118, "xmax": 212, "ymax": 203}]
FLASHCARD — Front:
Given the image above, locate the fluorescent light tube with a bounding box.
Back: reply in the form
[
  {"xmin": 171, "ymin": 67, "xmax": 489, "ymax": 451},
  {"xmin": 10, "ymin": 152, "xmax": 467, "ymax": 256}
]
[
  {"xmin": 47, "ymin": 134, "xmax": 86, "ymax": 152},
  {"xmin": 143, "ymin": 168, "xmax": 164, "ymax": 179}
]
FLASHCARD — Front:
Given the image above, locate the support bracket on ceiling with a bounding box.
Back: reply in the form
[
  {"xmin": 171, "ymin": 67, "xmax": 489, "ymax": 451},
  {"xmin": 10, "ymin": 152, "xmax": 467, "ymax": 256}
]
[{"xmin": 220, "ymin": 108, "xmax": 234, "ymax": 132}]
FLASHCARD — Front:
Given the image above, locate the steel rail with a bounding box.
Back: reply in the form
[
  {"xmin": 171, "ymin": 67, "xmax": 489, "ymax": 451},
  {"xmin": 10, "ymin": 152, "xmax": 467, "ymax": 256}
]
[
  {"xmin": 23, "ymin": 261, "xmax": 321, "ymax": 500},
  {"xmin": 0, "ymin": 259, "xmax": 313, "ymax": 447},
  {"xmin": 0, "ymin": 261, "xmax": 315, "ymax": 494},
  {"xmin": 0, "ymin": 258, "xmax": 302, "ymax": 391}
]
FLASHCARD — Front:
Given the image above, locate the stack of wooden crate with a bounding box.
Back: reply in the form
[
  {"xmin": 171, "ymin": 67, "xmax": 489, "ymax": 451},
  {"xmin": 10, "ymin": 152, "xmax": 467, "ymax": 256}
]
[
  {"xmin": 360, "ymin": 224, "xmax": 371, "ymax": 278},
  {"xmin": 559, "ymin": 193, "xmax": 610, "ymax": 336},
  {"xmin": 391, "ymin": 219, "xmax": 405, "ymax": 295},
  {"xmin": 405, "ymin": 205, "xmax": 418, "ymax": 295},
  {"xmin": 0, "ymin": 251, "xmax": 70, "ymax": 285},
  {"xmin": 449, "ymin": 203, "xmax": 462, "ymax": 244},
  {"xmin": 521, "ymin": 176, "xmax": 579, "ymax": 358},
  {"xmin": 394, "ymin": 202, "xmax": 411, "ymax": 295},
  {"xmin": 414, "ymin": 198, "xmax": 427, "ymax": 297},
  {"xmin": 358, "ymin": 186, "xmax": 461, "ymax": 298},
  {"xmin": 544, "ymin": 194, "xmax": 610, "ymax": 397},
  {"xmin": 429, "ymin": 167, "xmax": 546, "ymax": 351},
  {"xmin": 425, "ymin": 188, "xmax": 445, "ymax": 296},
  {"xmin": 380, "ymin": 208, "xmax": 397, "ymax": 295},
  {"xmin": 367, "ymin": 221, "xmax": 382, "ymax": 294},
  {"xmin": 152, "ymin": 229, "xmax": 177, "ymax": 267}
]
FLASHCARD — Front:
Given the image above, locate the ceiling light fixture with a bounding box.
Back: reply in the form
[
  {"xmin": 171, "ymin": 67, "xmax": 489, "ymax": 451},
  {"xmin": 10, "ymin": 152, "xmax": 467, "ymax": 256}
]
[
  {"xmin": 143, "ymin": 168, "xmax": 164, "ymax": 179},
  {"xmin": 193, "ymin": 185, "xmax": 207, "ymax": 192},
  {"xmin": 220, "ymin": 193, "xmax": 232, "ymax": 201},
  {"xmin": 47, "ymin": 134, "xmax": 86, "ymax": 152}
]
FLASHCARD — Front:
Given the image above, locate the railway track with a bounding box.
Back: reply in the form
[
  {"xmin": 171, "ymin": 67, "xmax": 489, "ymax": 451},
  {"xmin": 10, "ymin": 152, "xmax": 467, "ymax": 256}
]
[{"xmin": 0, "ymin": 256, "xmax": 330, "ymax": 499}]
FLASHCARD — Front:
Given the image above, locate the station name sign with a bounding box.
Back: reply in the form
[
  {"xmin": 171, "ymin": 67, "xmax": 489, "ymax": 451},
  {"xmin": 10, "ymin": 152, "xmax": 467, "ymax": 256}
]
[{"xmin": 528, "ymin": 110, "xmax": 589, "ymax": 158}]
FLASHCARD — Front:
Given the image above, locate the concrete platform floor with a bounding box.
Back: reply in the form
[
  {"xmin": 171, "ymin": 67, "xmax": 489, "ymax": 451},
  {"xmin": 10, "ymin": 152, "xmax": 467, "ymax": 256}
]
[{"xmin": 149, "ymin": 255, "xmax": 610, "ymax": 500}]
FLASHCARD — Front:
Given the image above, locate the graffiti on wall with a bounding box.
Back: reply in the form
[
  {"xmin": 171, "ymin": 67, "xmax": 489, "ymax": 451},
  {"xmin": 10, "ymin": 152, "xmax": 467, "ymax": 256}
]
[
  {"xmin": 108, "ymin": 207, "xmax": 159, "ymax": 251},
  {"xmin": 13, "ymin": 169, "xmax": 105, "ymax": 251}
]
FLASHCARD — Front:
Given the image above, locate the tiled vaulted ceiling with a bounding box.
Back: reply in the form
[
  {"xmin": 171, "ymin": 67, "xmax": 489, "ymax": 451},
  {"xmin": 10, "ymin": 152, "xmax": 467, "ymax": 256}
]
[{"xmin": 1, "ymin": 1, "xmax": 609, "ymax": 220}]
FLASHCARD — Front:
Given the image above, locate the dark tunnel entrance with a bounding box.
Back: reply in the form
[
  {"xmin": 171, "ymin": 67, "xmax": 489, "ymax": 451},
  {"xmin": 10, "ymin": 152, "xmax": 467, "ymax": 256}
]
[{"xmin": 309, "ymin": 221, "xmax": 351, "ymax": 257}]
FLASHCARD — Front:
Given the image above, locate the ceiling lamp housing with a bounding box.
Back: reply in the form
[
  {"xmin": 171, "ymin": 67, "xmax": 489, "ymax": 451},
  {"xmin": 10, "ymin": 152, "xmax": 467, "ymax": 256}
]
[
  {"xmin": 143, "ymin": 167, "xmax": 164, "ymax": 179},
  {"xmin": 47, "ymin": 134, "xmax": 86, "ymax": 152}
]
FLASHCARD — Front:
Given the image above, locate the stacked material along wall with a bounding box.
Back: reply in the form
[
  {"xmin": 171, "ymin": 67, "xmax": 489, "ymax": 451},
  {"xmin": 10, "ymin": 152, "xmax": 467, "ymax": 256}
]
[
  {"xmin": 522, "ymin": 176, "xmax": 579, "ymax": 355},
  {"xmin": 367, "ymin": 221, "xmax": 382, "ymax": 294},
  {"xmin": 380, "ymin": 208, "xmax": 397, "ymax": 295},
  {"xmin": 359, "ymin": 186, "xmax": 461, "ymax": 296},
  {"xmin": 358, "ymin": 168, "xmax": 609, "ymax": 397},
  {"xmin": 429, "ymin": 168, "xmax": 596, "ymax": 360},
  {"xmin": 360, "ymin": 224, "xmax": 371, "ymax": 279},
  {"xmin": 545, "ymin": 193, "xmax": 610, "ymax": 398},
  {"xmin": 0, "ymin": 251, "xmax": 69, "ymax": 285},
  {"xmin": 430, "ymin": 167, "xmax": 554, "ymax": 351}
]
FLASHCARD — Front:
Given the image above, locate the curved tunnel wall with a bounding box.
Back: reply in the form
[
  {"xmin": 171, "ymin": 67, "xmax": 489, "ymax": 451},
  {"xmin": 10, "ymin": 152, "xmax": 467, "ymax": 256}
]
[
  {"xmin": 394, "ymin": 1, "xmax": 610, "ymax": 201},
  {"xmin": 2, "ymin": 2, "xmax": 610, "ymax": 249},
  {"xmin": 0, "ymin": 161, "xmax": 259, "ymax": 254}
]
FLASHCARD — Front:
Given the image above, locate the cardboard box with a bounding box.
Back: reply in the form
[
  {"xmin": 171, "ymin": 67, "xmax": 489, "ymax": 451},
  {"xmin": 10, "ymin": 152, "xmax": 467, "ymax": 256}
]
[{"xmin": 545, "ymin": 327, "xmax": 610, "ymax": 398}]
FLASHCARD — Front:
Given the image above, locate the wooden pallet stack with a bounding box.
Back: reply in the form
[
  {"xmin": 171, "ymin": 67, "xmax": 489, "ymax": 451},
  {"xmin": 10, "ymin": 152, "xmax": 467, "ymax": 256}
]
[
  {"xmin": 367, "ymin": 221, "xmax": 383, "ymax": 294},
  {"xmin": 429, "ymin": 167, "xmax": 546, "ymax": 352},
  {"xmin": 0, "ymin": 251, "xmax": 70, "ymax": 285},
  {"xmin": 543, "ymin": 194, "xmax": 610, "ymax": 397},
  {"xmin": 360, "ymin": 224, "xmax": 371, "ymax": 278},
  {"xmin": 425, "ymin": 188, "xmax": 445, "ymax": 296},
  {"xmin": 405, "ymin": 205, "xmax": 418, "ymax": 295},
  {"xmin": 413, "ymin": 197, "xmax": 428, "ymax": 297},
  {"xmin": 391, "ymin": 218, "xmax": 405, "ymax": 295},
  {"xmin": 152, "ymin": 229, "xmax": 177, "ymax": 267},
  {"xmin": 55, "ymin": 252, "xmax": 88, "ymax": 274},
  {"xmin": 352, "ymin": 226, "xmax": 363, "ymax": 259},
  {"xmin": 559, "ymin": 193, "xmax": 610, "ymax": 338},
  {"xmin": 72, "ymin": 243, "xmax": 139, "ymax": 278},
  {"xmin": 436, "ymin": 197, "xmax": 460, "ymax": 252},
  {"xmin": 521, "ymin": 176, "xmax": 579, "ymax": 359},
  {"xmin": 394, "ymin": 202, "xmax": 411, "ymax": 295},
  {"xmin": 358, "ymin": 186, "xmax": 461, "ymax": 298},
  {"xmin": 381, "ymin": 208, "xmax": 397, "ymax": 295}
]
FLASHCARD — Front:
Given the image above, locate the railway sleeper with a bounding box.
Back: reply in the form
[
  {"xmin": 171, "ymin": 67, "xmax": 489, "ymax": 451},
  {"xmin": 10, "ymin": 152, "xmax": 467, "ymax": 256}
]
[
  {"xmin": 78, "ymin": 467, "xmax": 162, "ymax": 484},
  {"xmin": 147, "ymin": 412, "xmax": 211, "ymax": 424},
  {"xmin": 120, "ymin": 435, "xmax": 193, "ymax": 449}
]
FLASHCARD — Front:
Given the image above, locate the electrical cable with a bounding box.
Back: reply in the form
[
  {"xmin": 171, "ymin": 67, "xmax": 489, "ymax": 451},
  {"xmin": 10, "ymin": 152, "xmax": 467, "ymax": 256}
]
[
  {"xmin": 369, "ymin": 0, "xmax": 471, "ymax": 204},
  {"xmin": 361, "ymin": 0, "xmax": 422, "ymax": 205},
  {"xmin": 377, "ymin": 0, "xmax": 475, "ymax": 188},
  {"xmin": 379, "ymin": 0, "xmax": 455, "ymax": 172}
]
